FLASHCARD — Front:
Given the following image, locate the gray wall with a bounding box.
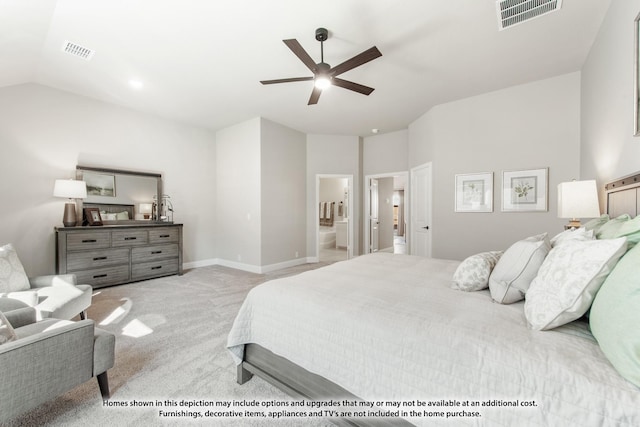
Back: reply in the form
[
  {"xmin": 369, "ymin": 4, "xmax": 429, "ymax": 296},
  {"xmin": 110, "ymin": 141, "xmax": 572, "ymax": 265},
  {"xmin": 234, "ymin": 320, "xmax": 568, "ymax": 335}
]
[
  {"xmin": 215, "ymin": 118, "xmax": 262, "ymax": 268},
  {"xmin": 408, "ymin": 73, "xmax": 581, "ymax": 260},
  {"xmin": 260, "ymin": 118, "xmax": 306, "ymax": 267},
  {"xmin": 0, "ymin": 83, "xmax": 217, "ymax": 276},
  {"xmin": 581, "ymin": 0, "xmax": 640, "ymax": 209},
  {"xmin": 363, "ymin": 130, "xmax": 408, "ymax": 176}
]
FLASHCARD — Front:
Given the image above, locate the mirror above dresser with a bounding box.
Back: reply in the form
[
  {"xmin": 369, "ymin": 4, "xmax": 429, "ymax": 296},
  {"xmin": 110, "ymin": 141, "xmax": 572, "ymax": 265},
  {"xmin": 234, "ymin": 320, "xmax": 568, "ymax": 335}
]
[{"xmin": 75, "ymin": 165, "xmax": 163, "ymax": 223}]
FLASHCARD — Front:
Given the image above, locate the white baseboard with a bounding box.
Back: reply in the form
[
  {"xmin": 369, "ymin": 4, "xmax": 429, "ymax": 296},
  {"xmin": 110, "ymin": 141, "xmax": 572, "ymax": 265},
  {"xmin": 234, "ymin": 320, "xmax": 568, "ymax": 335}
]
[{"xmin": 183, "ymin": 257, "xmax": 319, "ymax": 274}]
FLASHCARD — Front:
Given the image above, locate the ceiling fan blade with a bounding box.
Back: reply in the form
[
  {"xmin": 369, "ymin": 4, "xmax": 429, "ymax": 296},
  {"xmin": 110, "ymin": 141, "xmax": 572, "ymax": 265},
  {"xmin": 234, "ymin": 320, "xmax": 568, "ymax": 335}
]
[
  {"xmin": 308, "ymin": 86, "xmax": 322, "ymax": 105},
  {"xmin": 332, "ymin": 77, "xmax": 375, "ymax": 95},
  {"xmin": 260, "ymin": 77, "xmax": 314, "ymax": 85},
  {"xmin": 283, "ymin": 39, "xmax": 318, "ymax": 73},
  {"xmin": 329, "ymin": 46, "xmax": 382, "ymax": 77}
]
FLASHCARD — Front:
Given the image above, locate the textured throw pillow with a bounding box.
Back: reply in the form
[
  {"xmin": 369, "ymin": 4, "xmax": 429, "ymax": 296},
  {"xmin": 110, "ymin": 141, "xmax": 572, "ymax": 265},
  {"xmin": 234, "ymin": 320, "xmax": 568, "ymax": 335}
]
[
  {"xmin": 596, "ymin": 214, "xmax": 631, "ymax": 239},
  {"xmin": 590, "ymin": 242, "xmax": 640, "ymax": 388},
  {"xmin": 452, "ymin": 251, "xmax": 503, "ymax": 291},
  {"xmin": 0, "ymin": 244, "xmax": 30, "ymax": 293},
  {"xmin": 524, "ymin": 237, "xmax": 627, "ymax": 331},
  {"xmin": 0, "ymin": 310, "xmax": 17, "ymax": 345},
  {"xmin": 489, "ymin": 233, "xmax": 550, "ymax": 304},
  {"xmin": 550, "ymin": 228, "xmax": 594, "ymax": 247}
]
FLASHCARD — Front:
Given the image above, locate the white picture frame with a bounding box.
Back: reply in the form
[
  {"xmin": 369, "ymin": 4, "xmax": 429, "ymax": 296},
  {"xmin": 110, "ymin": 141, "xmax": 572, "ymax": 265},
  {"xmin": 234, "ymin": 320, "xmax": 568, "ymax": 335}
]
[
  {"xmin": 455, "ymin": 172, "xmax": 493, "ymax": 212},
  {"xmin": 502, "ymin": 167, "xmax": 548, "ymax": 212}
]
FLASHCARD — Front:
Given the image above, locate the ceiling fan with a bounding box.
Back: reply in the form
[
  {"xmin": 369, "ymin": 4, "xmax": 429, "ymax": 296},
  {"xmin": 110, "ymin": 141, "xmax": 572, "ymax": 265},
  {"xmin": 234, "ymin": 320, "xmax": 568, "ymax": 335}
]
[{"xmin": 260, "ymin": 28, "xmax": 382, "ymax": 105}]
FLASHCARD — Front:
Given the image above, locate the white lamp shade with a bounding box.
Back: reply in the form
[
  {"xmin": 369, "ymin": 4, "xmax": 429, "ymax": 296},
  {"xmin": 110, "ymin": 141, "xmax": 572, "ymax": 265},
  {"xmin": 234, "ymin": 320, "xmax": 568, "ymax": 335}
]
[
  {"xmin": 139, "ymin": 203, "xmax": 153, "ymax": 214},
  {"xmin": 557, "ymin": 180, "xmax": 600, "ymax": 219},
  {"xmin": 53, "ymin": 179, "xmax": 87, "ymax": 199}
]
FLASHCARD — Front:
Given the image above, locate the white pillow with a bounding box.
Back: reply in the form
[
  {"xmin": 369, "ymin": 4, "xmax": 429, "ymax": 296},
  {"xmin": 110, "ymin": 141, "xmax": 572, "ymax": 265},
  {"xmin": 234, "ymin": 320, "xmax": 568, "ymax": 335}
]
[
  {"xmin": 489, "ymin": 233, "xmax": 550, "ymax": 304},
  {"xmin": 452, "ymin": 251, "xmax": 503, "ymax": 291},
  {"xmin": 524, "ymin": 237, "xmax": 627, "ymax": 331},
  {"xmin": 550, "ymin": 228, "xmax": 594, "ymax": 247},
  {"xmin": 0, "ymin": 310, "xmax": 17, "ymax": 345},
  {"xmin": 0, "ymin": 244, "xmax": 30, "ymax": 293}
]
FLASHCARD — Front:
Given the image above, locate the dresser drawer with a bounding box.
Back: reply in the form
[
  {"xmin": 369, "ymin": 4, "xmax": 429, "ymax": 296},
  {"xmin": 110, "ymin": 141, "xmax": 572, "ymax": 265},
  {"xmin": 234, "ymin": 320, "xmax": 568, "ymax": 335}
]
[
  {"xmin": 132, "ymin": 258, "xmax": 179, "ymax": 281},
  {"xmin": 149, "ymin": 227, "xmax": 180, "ymax": 244},
  {"xmin": 67, "ymin": 232, "xmax": 110, "ymax": 251},
  {"xmin": 131, "ymin": 244, "xmax": 178, "ymax": 263},
  {"xmin": 67, "ymin": 248, "xmax": 130, "ymax": 271},
  {"xmin": 74, "ymin": 265, "xmax": 130, "ymax": 287},
  {"xmin": 112, "ymin": 230, "xmax": 148, "ymax": 246}
]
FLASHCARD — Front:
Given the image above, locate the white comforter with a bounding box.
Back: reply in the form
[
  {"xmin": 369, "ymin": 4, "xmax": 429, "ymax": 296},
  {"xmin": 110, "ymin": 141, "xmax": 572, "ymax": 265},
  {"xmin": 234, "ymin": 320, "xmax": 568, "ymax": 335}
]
[{"xmin": 227, "ymin": 253, "xmax": 640, "ymax": 426}]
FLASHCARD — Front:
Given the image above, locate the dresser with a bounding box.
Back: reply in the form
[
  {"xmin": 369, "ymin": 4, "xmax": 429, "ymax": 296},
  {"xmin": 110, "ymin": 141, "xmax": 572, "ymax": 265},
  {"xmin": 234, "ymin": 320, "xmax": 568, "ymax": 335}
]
[{"xmin": 55, "ymin": 223, "xmax": 183, "ymax": 288}]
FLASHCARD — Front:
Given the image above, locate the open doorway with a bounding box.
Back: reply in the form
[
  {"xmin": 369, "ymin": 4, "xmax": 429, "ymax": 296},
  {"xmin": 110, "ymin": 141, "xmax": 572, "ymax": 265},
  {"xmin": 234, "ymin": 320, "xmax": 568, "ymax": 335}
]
[
  {"xmin": 365, "ymin": 173, "xmax": 408, "ymax": 255},
  {"xmin": 317, "ymin": 175, "xmax": 353, "ymax": 262}
]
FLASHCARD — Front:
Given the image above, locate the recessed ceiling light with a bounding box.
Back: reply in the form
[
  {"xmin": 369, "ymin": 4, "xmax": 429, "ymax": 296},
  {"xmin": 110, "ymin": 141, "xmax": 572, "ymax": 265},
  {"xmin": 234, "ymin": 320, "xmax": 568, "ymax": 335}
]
[
  {"xmin": 372, "ymin": 128, "xmax": 379, "ymax": 134},
  {"xmin": 129, "ymin": 80, "xmax": 143, "ymax": 90}
]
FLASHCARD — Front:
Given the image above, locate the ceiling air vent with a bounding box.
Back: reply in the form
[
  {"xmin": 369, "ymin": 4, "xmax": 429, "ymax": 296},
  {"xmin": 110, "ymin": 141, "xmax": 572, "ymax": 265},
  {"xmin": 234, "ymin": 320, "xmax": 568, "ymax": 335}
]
[
  {"xmin": 61, "ymin": 40, "xmax": 95, "ymax": 61},
  {"xmin": 496, "ymin": 0, "xmax": 562, "ymax": 31}
]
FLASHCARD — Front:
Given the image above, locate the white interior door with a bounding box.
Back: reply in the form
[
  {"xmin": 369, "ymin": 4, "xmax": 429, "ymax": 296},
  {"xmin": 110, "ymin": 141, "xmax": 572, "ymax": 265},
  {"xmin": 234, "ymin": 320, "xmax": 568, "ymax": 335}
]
[
  {"xmin": 410, "ymin": 163, "xmax": 432, "ymax": 257},
  {"xmin": 370, "ymin": 178, "xmax": 379, "ymax": 253}
]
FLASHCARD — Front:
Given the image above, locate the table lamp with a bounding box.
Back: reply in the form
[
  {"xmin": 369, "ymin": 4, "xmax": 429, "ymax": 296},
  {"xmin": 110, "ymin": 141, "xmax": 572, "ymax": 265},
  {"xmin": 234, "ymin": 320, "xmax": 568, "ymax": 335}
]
[
  {"xmin": 139, "ymin": 203, "xmax": 153, "ymax": 219},
  {"xmin": 557, "ymin": 179, "xmax": 600, "ymax": 229},
  {"xmin": 53, "ymin": 179, "xmax": 87, "ymax": 227}
]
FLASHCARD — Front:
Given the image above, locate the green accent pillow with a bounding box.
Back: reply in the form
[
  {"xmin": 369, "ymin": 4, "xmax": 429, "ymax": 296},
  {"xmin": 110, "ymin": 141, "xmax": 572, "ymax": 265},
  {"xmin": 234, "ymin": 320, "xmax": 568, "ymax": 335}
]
[
  {"xmin": 583, "ymin": 214, "xmax": 609, "ymax": 234},
  {"xmin": 596, "ymin": 214, "xmax": 631, "ymax": 239},
  {"xmin": 611, "ymin": 215, "xmax": 640, "ymax": 248},
  {"xmin": 590, "ymin": 241, "xmax": 640, "ymax": 388}
]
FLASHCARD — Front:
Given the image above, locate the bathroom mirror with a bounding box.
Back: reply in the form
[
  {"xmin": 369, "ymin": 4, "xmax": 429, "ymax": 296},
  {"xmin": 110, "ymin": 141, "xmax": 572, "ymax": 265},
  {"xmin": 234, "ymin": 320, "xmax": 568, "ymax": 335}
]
[{"xmin": 76, "ymin": 165, "xmax": 162, "ymax": 223}]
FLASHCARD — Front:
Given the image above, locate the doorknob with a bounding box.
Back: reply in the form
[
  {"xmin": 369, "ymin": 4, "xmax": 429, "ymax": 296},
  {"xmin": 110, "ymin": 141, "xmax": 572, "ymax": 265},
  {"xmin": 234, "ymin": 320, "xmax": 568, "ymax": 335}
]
[{"xmin": 423, "ymin": 226, "xmax": 429, "ymax": 230}]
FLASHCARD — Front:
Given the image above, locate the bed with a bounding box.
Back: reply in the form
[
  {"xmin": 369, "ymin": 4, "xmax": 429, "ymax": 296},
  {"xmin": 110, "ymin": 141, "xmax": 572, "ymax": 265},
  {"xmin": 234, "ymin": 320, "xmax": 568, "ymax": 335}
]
[{"xmin": 227, "ymin": 176, "xmax": 640, "ymax": 427}]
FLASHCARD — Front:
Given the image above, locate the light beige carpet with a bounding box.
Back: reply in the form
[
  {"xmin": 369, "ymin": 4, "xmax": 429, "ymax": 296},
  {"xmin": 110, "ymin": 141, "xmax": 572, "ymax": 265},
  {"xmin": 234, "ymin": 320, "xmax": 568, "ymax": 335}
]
[{"xmin": 9, "ymin": 263, "xmax": 336, "ymax": 427}]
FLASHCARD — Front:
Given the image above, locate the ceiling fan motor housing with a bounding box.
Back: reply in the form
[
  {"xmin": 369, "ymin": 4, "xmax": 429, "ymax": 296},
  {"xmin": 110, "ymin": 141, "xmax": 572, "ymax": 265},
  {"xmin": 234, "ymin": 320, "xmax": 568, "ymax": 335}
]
[{"xmin": 315, "ymin": 27, "xmax": 328, "ymax": 42}]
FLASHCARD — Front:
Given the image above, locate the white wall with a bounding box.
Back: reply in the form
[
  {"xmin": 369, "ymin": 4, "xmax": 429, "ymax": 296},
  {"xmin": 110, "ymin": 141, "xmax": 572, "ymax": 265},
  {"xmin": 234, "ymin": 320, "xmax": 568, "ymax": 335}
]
[
  {"xmin": 581, "ymin": 0, "xmax": 640, "ymax": 208},
  {"xmin": 0, "ymin": 83, "xmax": 216, "ymax": 275},
  {"xmin": 307, "ymin": 134, "xmax": 361, "ymax": 257},
  {"xmin": 408, "ymin": 73, "xmax": 581, "ymax": 260},
  {"xmin": 215, "ymin": 117, "xmax": 261, "ymax": 268},
  {"xmin": 260, "ymin": 118, "xmax": 306, "ymax": 268}
]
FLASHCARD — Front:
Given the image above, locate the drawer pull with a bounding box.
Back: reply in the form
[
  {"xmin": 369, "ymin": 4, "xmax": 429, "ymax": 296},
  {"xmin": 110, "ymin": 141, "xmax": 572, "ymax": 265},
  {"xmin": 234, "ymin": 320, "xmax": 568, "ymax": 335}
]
[
  {"xmin": 93, "ymin": 256, "xmax": 107, "ymax": 261},
  {"xmin": 82, "ymin": 239, "xmax": 97, "ymax": 243},
  {"xmin": 93, "ymin": 274, "xmax": 108, "ymax": 279},
  {"xmin": 159, "ymin": 234, "xmax": 170, "ymax": 238},
  {"xmin": 151, "ymin": 251, "xmax": 162, "ymax": 254},
  {"xmin": 124, "ymin": 237, "xmax": 137, "ymax": 241},
  {"xmin": 151, "ymin": 266, "xmax": 162, "ymax": 270}
]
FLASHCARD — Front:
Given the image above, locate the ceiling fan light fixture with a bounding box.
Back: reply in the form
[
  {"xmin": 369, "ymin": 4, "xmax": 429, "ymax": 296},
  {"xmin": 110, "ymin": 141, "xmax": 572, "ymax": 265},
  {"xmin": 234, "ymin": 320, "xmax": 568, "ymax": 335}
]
[{"xmin": 314, "ymin": 76, "xmax": 331, "ymax": 90}]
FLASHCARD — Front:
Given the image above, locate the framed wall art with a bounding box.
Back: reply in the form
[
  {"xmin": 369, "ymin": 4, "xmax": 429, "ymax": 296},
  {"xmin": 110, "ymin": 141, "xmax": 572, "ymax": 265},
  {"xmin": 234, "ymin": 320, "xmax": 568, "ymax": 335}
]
[
  {"xmin": 455, "ymin": 172, "xmax": 493, "ymax": 212},
  {"xmin": 83, "ymin": 171, "xmax": 116, "ymax": 197},
  {"xmin": 502, "ymin": 167, "xmax": 548, "ymax": 212}
]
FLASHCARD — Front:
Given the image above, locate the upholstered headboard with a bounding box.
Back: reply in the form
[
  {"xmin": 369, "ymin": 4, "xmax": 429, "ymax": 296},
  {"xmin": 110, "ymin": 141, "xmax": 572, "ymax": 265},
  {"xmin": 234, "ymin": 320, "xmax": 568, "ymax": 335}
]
[
  {"xmin": 82, "ymin": 203, "xmax": 135, "ymax": 223},
  {"xmin": 605, "ymin": 172, "xmax": 640, "ymax": 218}
]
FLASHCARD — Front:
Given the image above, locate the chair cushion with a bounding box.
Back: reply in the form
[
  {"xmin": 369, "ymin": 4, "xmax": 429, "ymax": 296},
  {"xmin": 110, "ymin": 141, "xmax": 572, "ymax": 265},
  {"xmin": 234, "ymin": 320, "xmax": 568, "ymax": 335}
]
[
  {"xmin": 35, "ymin": 283, "xmax": 92, "ymax": 320},
  {"xmin": 0, "ymin": 244, "xmax": 30, "ymax": 293}
]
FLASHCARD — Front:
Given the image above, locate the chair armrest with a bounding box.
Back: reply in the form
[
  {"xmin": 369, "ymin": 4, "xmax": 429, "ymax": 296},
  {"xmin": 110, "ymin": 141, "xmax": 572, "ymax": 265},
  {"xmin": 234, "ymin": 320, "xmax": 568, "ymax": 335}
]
[
  {"xmin": 2, "ymin": 307, "xmax": 37, "ymax": 328},
  {"xmin": 29, "ymin": 274, "xmax": 78, "ymax": 288},
  {"xmin": 0, "ymin": 319, "xmax": 95, "ymax": 422}
]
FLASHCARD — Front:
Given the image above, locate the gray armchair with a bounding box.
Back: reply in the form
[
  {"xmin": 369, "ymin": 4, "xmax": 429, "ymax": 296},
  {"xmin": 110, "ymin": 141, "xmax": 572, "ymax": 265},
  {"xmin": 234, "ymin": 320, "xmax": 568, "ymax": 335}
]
[{"xmin": 0, "ymin": 305, "xmax": 115, "ymax": 423}]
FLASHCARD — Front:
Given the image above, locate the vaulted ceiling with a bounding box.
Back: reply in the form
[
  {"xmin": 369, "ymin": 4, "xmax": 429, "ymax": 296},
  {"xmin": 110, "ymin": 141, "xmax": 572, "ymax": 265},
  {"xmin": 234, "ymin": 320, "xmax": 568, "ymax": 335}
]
[{"xmin": 0, "ymin": 0, "xmax": 611, "ymax": 136}]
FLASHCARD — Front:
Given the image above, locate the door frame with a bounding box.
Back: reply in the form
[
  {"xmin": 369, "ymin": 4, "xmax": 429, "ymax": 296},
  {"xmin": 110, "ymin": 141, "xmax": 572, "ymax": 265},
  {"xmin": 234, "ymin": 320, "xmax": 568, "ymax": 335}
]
[
  {"xmin": 363, "ymin": 171, "xmax": 409, "ymax": 255},
  {"xmin": 410, "ymin": 162, "xmax": 433, "ymax": 257},
  {"xmin": 316, "ymin": 174, "xmax": 354, "ymax": 260}
]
